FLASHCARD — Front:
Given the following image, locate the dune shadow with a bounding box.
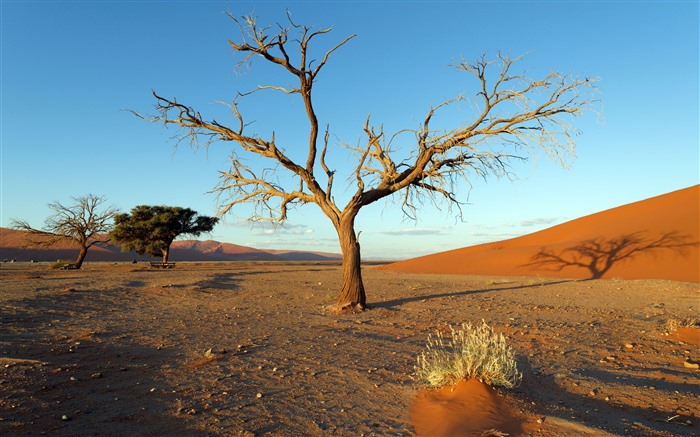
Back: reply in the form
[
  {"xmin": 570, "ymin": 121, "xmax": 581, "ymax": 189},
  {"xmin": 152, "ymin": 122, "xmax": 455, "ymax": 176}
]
[
  {"xmin": 373, "ymin": 280, "xmax": 573, "ymax": 309},
  {"xmin": 523, "ymin": 231, "xmax": 696, "ymax": 279},
  {"xmin": 576, "ymin": 366, "xmax": 697, "ymax": 397},
  {"xmin": 515, "ymin": 358, "xmax": 697, "ymax": 435},
  {"xmin": 121, "ymin": 280, "xmax": 147, "ymax": 288},
  {"xmin": 193, "ymin": 272, "xmax": 241, "ymax": 290},
  {"xmin": 0, "ymin": 291, "xmax": 210, "ymax": 436}
]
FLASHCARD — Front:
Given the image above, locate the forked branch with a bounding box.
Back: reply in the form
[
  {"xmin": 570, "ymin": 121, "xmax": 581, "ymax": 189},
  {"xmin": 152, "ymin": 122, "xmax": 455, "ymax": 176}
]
[
  {"xmin": 349, "ymin": 52, "xmax": 597, "ymax": 218},
  {"xmin": 137, "ymin": 12, "xmax": 599, "ymax": 309},
  {"xmin": 140, "ymin": 13, "xmax": 597, "ymax": 231},
  {"xmin": 11, "ymin": 194, "xmax": 118, "ymax": 248}
]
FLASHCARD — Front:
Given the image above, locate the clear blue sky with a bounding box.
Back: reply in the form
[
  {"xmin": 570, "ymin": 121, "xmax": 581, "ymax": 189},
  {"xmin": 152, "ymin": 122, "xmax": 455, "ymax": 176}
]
[{"xmin": 2, "ymin": 1, "xmax": 698, "ymax": 260}]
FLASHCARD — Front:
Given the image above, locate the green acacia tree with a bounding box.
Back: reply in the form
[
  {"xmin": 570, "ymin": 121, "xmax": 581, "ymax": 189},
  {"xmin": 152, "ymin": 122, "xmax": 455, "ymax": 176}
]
[{"xmin": 110, "ymin": 205, "xmax": 218, "ymax": 264}]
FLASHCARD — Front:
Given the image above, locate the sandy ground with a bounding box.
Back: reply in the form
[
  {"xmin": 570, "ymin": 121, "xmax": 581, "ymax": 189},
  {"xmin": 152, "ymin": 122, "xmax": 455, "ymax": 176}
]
[{"xmin": 1, "ymin": 261, "xmax": 698, "ymax": 436}]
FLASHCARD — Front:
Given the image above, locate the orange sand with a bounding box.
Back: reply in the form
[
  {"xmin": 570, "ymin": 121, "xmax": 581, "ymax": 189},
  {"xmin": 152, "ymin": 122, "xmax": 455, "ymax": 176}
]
[
  {"xmin": 410, "ymin": 379, "xmax": 522, "ymax": 436},
  {"xmin": 669, "ymin": 327, "xmax": 700, "ymax": 346},
  {"xmin": 382, "ymin": 185, "xmax": 699, "ymax": 282}
]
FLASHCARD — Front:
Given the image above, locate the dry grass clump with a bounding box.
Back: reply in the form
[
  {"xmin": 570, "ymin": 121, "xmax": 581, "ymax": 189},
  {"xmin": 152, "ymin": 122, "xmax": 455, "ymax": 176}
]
[
  {"xmin": 481, "ymin": 430, "xmax": 510, "ymax": 437},
  {"xmin": 49, "ymin": 260, "xmax": 73, "ymax": 270},
  {"xmin": 415, "ymin": 321, "xmax": 522, "ymax": 389},
  {"xmin": 666, "ymin": 316, "xmax": 700, "ymax": 332}
]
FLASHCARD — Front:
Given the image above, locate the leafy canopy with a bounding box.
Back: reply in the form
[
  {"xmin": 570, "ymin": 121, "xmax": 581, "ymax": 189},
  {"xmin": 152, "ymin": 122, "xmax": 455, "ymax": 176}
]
[{"xmin": 110, "ymin": 205, "xmax": 218, "ymax": 257}]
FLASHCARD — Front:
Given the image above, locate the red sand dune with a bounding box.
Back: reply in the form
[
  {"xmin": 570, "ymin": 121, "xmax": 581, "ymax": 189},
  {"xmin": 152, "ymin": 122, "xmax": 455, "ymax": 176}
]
[
  {"xmin": 410, "ymin": 379, "xmax": 522, "ymax": 436},
  {"xmin": 171, "ymin": 239, "xmax": 280, "ymax": 261},
  {"xmin": 381, "ymin": 185, "xmax": 699, "ymax": 282},
  {"xmin": 0, "ymin": 228, "xmax": 132, "ymax": 262}
]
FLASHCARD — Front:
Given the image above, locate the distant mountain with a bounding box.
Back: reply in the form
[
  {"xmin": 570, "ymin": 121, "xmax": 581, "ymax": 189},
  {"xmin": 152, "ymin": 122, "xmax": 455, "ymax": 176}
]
[
  {"xmin": 264, "ymin": 248, "xmax": 346, "ymax": 261},
  {"xmin": 380, "ymin": 185, "xmax": 699, "ymax": 282},
  {"xmin": 0, "ymin": 229, "xmax": 341, "ymax": 262},
  {"xmin": 170, "ymin": 240, "xmax": 281, "ymax": 261}
]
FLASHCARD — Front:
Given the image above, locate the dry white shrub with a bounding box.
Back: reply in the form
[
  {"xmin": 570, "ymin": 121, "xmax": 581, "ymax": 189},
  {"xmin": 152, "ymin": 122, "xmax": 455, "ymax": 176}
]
[
  {"xmin": 666, "ymin": 317, "xmax": 700, "ymax": 332},
  {"xmin": 415, "ymin": 321, "xmax": 522, "ymax": 389}
]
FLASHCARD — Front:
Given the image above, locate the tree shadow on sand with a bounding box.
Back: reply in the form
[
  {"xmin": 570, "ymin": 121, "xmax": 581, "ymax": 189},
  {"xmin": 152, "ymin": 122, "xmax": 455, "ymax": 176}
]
[
  {"xmin": 523, "ymin": 231, "xmax": 696, "ymax": 280},
  {"xmin": 515, "ymin": 358, "xmax": 698, "ymax": 435},
  {"xmin": 0, "ymin": 290, "xmax": 213, "ymax": 436},
  {"xmin": 373, "ymin": 280, "xmax": 573, "ymax": 309}
]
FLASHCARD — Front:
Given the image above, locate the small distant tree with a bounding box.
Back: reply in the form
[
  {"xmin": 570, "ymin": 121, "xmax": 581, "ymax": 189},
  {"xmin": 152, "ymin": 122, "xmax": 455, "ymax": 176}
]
[
  {"xmin": 138, "ymin": 13, "xmax": 598, "ymax": 309},
  {"xmin": 110, "ymin": 205, "xmax": 218, "ymax": 264},
  {"xmin": 11, "ymin": 194, "xmax": 119, "ymax": 269}
]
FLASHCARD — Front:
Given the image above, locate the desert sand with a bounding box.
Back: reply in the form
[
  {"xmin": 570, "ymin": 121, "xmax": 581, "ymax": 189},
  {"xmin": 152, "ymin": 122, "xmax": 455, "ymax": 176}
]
[
  {"xmin": 380, "ymin": 185, "xmax": 699, "ymax": 283},
  {"xmin": 1, "ymin": 261, "xmax": 698, "ymax": 436},
  {"xmin": 2, "ymin": 186, "xmax": 698, "ymax": 435}
]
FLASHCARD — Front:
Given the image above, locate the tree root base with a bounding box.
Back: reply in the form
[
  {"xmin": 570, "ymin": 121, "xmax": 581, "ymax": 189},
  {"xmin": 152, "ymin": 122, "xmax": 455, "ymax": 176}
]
[{"xmin": 331, "ymin": 302, "xmax": 367, "ymax": 314}]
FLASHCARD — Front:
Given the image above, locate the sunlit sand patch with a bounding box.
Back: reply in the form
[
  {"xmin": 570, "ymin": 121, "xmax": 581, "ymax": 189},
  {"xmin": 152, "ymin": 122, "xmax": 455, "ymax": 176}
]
[
  {"xmin": 0, "ymin": 357, "xmax": 47, "ymax": 367},
  {"xmin": 410, "ymin": 379, "xmax": 522, "ymax": 437},
  {"xmin": 668, "ymin": 327, "xmax": 700, "ymax": 346}
]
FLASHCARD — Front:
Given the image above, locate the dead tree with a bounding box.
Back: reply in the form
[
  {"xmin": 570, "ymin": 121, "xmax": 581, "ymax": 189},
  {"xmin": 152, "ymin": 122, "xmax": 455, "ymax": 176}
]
[
  {"xmin": 138, "ymin": 13, "xmax": 598, "ymax": 309},
  {"xmin": 11, "ymin": 194, "xmax": 119, "ymax": 269}
]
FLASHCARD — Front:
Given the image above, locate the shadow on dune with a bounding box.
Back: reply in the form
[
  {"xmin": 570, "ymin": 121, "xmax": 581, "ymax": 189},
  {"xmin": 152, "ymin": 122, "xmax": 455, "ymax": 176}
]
[{"xmin": 523, "ymin": 231, "xmax": 696, "ymax": 280}]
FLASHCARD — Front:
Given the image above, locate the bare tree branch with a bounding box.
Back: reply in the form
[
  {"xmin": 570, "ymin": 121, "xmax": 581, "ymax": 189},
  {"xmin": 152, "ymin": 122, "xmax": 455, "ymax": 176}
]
[
  {"xmin": 10, "ymin": 194, "xmax": 119, "ymax": 268},
  {"xmin": 347, "ymin": 52, "xmax": 597, "ymax": 219},
  {"xmin": 137, "ymin": 12, "xmax": 598, "ymax": 308},
  {"xmin": 319, "ymin": 126, "xmax": 335, "ymax": 198}
]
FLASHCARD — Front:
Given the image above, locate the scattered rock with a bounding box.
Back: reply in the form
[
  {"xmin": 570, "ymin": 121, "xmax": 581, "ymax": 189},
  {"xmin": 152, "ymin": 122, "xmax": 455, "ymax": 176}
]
[
  {"xmin": 683, "ymin": 359, "xmax": 699, "ymax": 369},
  {"xmin": 204, "ymin": 348, "xmax": 227, "ymax": 358},
  {"xmin": 61, "ymin": 415, "xmax": 70, "ymax": 421}
]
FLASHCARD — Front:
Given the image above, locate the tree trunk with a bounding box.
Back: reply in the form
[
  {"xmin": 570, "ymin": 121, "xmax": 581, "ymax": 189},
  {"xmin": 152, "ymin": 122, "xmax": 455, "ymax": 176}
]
[
  {"xmin": 162, "ymin": 246, "xmax": 170, "ymax": 264},
  {"xmin": 335, "ymin": 215, "xmax": 367, "ymax": 309},
  {"xmin": 73, "ymin": 244, "xmax": 88, "ymax": 269}
]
